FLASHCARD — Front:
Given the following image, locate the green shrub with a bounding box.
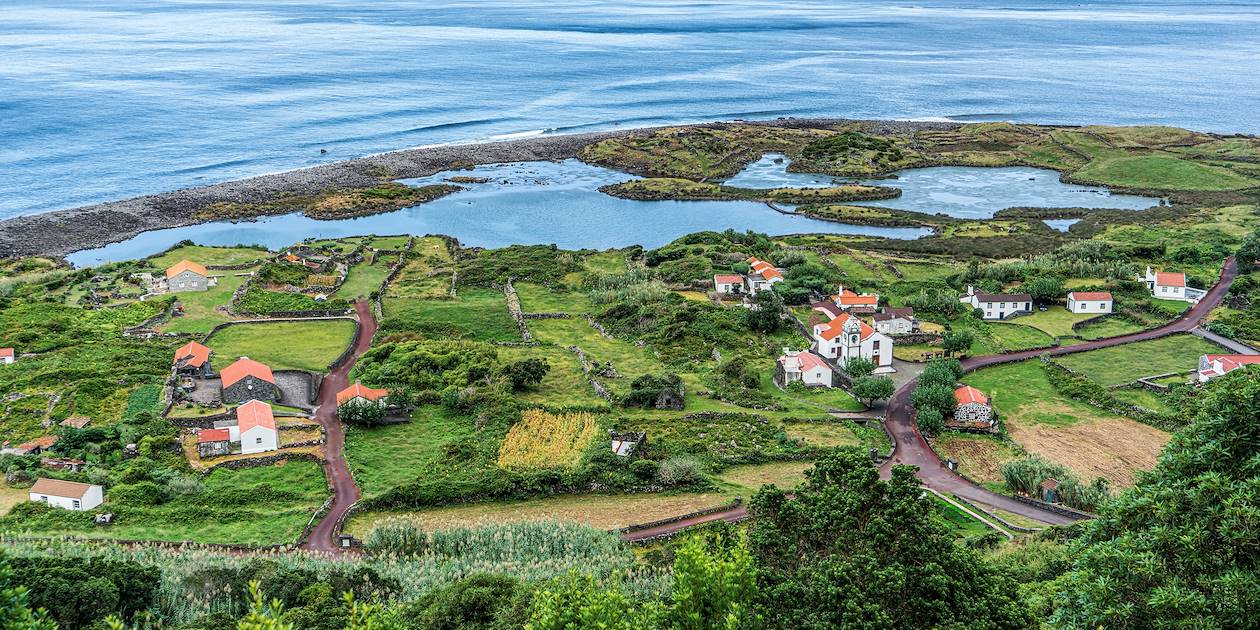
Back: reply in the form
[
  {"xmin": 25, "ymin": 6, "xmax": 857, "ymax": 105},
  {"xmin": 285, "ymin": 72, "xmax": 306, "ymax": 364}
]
[
  {"xmin": 656, "ymin": 456, "xmax": 704, "ymax": 487},
  {"xmin": 364, "ymin": 520, "xmax": 427, "ymax": 557}
]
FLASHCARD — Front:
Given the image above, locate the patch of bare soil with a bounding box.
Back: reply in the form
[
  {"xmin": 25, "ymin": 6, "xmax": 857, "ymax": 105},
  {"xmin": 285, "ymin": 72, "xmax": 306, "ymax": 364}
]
[{"xmin": 1008, "ymin": 417, "xmax": 1169, "ymax": 487}]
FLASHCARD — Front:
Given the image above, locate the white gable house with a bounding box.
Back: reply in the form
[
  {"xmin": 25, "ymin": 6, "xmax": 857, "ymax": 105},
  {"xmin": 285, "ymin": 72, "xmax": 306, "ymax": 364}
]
[
  {"xmin": 813, "ymin": 313, "xmax": 893, "ymax": 373},
  {"xmin": 29, "ymin": 478, "xmax": 103, "ymax": 511},
  {"xmin": 960, "ymin": 287, "xmax": 1033, "ymax": 320},
  {"xmin": 1141, "ymin": 267, "xmax": 1206, "ymax": 303},
  {"xmin": 744, "ymin": 257, "xmax": 784, "ymax": 295},
  {"xmin": 776, "ymin": 349, "xmax": 834, "ymax": 387},
  {"xmin": 1066, "ymin": 291, "xmax": 1113, "ymax": 314}
]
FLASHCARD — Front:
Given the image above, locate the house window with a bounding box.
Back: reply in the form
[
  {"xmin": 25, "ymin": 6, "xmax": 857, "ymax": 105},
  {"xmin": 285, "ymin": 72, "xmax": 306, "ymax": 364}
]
[
  {"xmin": 255, "ymin": 437, "xmax": 263, "ymax": 445},
  {"xmin": 37, "ymin": 495, "xmax": 48, "ymax": 503},
  {"xmin": 72, "ymin": 500, "xmax": 80, "ymax": 509},
  {"xmin": 873, "ymin": 340, "xmax": 880, "ymax": 353}
]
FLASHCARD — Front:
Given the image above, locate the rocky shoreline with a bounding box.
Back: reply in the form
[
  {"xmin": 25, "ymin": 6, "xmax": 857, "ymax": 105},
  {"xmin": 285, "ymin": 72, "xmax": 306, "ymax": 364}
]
[{"xmin": 0, "ymin": 118, "xmax": 960, "ymax": 259}]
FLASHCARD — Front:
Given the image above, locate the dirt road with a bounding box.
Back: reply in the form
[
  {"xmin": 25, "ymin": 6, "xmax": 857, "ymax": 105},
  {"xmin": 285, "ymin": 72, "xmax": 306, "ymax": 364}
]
[{"xmin": 302, "ymin": 301, "xmax": 377, "ymax": 551}]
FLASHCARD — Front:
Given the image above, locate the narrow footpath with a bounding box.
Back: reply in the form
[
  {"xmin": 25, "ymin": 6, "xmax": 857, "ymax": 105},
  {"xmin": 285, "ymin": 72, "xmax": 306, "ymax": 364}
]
[{"xmin": 303, "ymin": 301, "xmax": 377, "ymax": 551}]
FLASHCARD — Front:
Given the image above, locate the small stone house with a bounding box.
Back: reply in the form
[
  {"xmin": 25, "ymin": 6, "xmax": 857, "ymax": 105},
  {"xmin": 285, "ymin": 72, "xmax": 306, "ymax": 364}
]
[
  {"xmin": 873, "ymin": 307, "xmax": 916, "ymax": 335},
  {"xmin": 1066, "ymin": 291, "xmax": 1113, "ymax": 314},
  {"xmin": 173, "ymin": 341, "xmax": 213, "ymax": 378},
  {"xmin": 336, "ymin": 382, "xmax": 389, "ymax": 407},
  {"xmin": 29, "ymin": 478, "xmax": 103, "ymax": 511},
  {"xmin": 165, "ymin": 260, "xmax": 211, "ymax": 293},
  {"xmin": 1039, "ymin": 478, "xmax": 1060, "ymax": 503},
  {"xmin": 951, "ymin": 385, "xmax": 994, "ymax": 428},
  {"xmin": 220, "ymin": 357, "xmax": 280, "ymax": 404},
  {"xmin": 5, "ymin": 435, "xmax": 59, "ymax": 456},
  {"xmin": 776, "ymin": 349, "xmax": 834, "ymax": 387},
  {"xmin": 610, "ymin": 431, "xmax": 646, "ymax": 457},
  {"xmin": 197, "ymin": 428, "xmax": 233, "ymax": 458}
]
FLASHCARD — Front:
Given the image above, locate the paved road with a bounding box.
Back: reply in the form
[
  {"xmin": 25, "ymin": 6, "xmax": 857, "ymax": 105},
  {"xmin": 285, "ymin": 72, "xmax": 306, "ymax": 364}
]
[
  {"xmin": 302, "ymin": 301, "xmax": 377, "ymax": 551},
  {"xmin": 879, "ymin": 257, "xmax": 1238, "ymax": 525},
  {"xmin": 1193, "ymin": 326, "xmax": 1258, "ymax": 355}
]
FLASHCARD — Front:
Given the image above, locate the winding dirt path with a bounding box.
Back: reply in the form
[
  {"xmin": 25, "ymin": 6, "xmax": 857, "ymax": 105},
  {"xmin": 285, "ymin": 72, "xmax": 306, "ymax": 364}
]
[{"xmin": 303, "ymin": 301, "xmax": 377, "ymax": 551}]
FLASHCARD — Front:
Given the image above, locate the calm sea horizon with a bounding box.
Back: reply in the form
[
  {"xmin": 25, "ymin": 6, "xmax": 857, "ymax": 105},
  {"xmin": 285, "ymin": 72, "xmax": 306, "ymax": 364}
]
[{"xmin": 3, "ymin": 0, "xmax": 1259, "ymax": 219}]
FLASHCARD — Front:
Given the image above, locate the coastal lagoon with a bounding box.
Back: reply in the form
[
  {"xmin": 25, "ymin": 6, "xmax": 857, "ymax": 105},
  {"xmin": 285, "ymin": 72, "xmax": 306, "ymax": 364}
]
[
  {"xmin": 66, "ymin": 159, "xmax": 930, "ymax": 266},
  {"xmin": 724, "ymin": 154, "xmax": 1161, "ymax": 218},
  {"xmin": 67, "ymin": 158, "xmax": 1156, "ymax": 266}
]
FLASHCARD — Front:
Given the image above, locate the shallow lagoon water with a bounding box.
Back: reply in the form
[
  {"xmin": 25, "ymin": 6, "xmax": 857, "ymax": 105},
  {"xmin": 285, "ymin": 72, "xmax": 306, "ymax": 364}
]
[
  {"xmin": 724, "ymin": 154, "xmax": 1161, "ymax": 218},
  {"xmin": 66, "ymin": 160, "xmax": 930, "ymax": 266},
  {"xmin": 1044, "ymin": 219, "xmax": 1082, "ymax": 232}
]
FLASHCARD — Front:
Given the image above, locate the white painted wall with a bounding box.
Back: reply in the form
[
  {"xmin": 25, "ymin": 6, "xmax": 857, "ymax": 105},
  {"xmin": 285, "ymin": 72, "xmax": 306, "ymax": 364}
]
[
  {"xmin": 1067, "ymin": 298, "xmax": 1112, "ymax": 314},
  {"xmin": 29, "ymin": 485, "xmax": 103, "ymax": 511},
  {"xmin": 240, "ymin": 426, "xmax": 279, "ymax": 454}
]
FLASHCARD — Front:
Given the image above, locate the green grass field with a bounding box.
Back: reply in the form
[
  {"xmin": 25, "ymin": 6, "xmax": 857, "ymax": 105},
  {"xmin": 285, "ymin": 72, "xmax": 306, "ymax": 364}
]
[
  {"xmin": 149, "ymin": 245, "xmax": 270, "ymax": 269},
  {"xmin": 1014, "ymin": 307, "xmax": 1098, "ymax": 337},
  {"xmin": 206, "ymin": 319, "xmax": 356, "ymax": 371},
  {"xmin": 345, "ymin": 405, "xmax": 475, "ymax": 497},
  {"xmin": 1055, "ymin": 334, "xmax": 1219, "ymax": 386},
  {"xmin": 1076, "ymin": 316, "xmax": 1147, "ymax": 340},
  {"xmin": 382, "ymin": 288, "xmax": 519, "ymax": 342},
  {"xmin": 1111, "ymin": 387, "xmax": 1175, "ymax": 414},
  {"xmin": 529, "ymin": 317, "xmax": 665, "ymax": 395},
  {"xmin": 161, "ymin": 272, "xmax": 252, "ymax": 334},
  {"xmin": 932, "ymin": 495, "xmax": 998, "ymax": 539},
  {"xmin": 985, "ymin": 322, "xmax": 1055, "ymax": 352},
  {"xmin": 0, "ymin": 460, "xmax": 328, "ymax": 545},
  {"xmin": 496, "ymin": 344, "xmax": 608, "ymax": 407},
  {"xmin": 336, "ymin": 258, "xmax": 393, "ymax": 300},
  {"xmin": 514, "ymin": 283, "xmax": 593, "ymax": 314},
  {"xmin": 1073, "ymin": 155, "xmax": 1258, "ymax": 191},
  {"xmin": 964, "ymin": 360, "xmax": 1107, "ymax": 428}
]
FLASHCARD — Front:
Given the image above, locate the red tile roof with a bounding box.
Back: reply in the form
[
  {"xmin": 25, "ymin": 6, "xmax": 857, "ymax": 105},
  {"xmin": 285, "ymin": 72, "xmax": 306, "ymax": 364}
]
[
  {"xmin": 816, "ymin": 312, "xmax": 876, "ymax": 342},
  {"xmin": 713, "ymin": 274, "xmax": 743, "ymax": 284},
  {"xmin": 835, "ymin": 293, "xmax": 879, "ymax": 306},
  {"xmin": 18, "ymin": 435, "xmax": 59, "ymax": 451},
  {"xmin": 747, "ymin": 258, "xmax": 783, "ymax": 281},
  {"xmin": 1201, "ymin": 354, "xmax": 1260, "ymax": 377},
  {"xmin": 30, "ymin": 478, "xmax": 94, "ymax": 499},
  {"xmin": 60, "ymin": 416, "xmax": 91, "ymax": 429},
  {"xmin": 174, "ymin": 341, "xmax": 212, "ymax": 369},
  {"xmin": 780, "ymin": 351, "xmax": 830, "ymax": 374},
  {"xmin": 220, "ymin": 358, "xmax": 276, "ymax": 388},
  {"xmin": 198, "ymin": 428, "xmax": 232, "ymax": 443},
  {"xmin": 165, "ymin": 260, "xmax": 208, "ymax": 280},
  {"xmin": 0, "ymin": 348, "xmax": 13, "ymax": 359},
  {"xmin": 236, "ymin": 400, "xmax": 276, "ymax": 433},
  {"xmin": 1155, "ymin": 272, "xmax": 1186, "ymax": 287},
  {"xmin": 337, "ymin": 382, "xmax": 389, "ymax": 406},
  {"xmin": 1069, "ymin": 291, "xmax": 1113, "ymax": 301},
  {"xmin": 954, "ymin": 385, "xmax": 989, "ymax": 406}
]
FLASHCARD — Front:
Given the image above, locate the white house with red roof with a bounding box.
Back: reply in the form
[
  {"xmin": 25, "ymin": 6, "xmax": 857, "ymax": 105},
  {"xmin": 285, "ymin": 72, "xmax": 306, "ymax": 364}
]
[
  {"xmin": 831, "ymin": 286, "xmax": 879, "ymax": 313},
  {"xmin": 712, "ymin": 274, "xmax": 745, "ymax": 295},
  {"xmin": 1066, "ymin": 291, "xmax": 1113, "ymax": 314},
  {"xmin": 960, "ymin": 286, "xmax": 1033, "ymax": 320},
  {"xmin": 1197, "ymin": 354, "xmax": 1260, "ymax": 383},
  {"xmin": 337, "ymin": 382, "xmax": 390, "ymax": 407},
  {"xmin": 952, "ymin": 385, "xmax": 994, "ymax": 427},
  {"xmin": 776, "ymin": 349, "xmax": 834, "ymax": 387},
  {"xmin": 29, "ymin": 478, "xmax": 103, "ymax": 511},
  {"xmin": 813, "ymin": 312, "xmax": 893, "ymax": 372},
  {"xmin": 1141, "ymin": 267, "xmax": 1205, "ymax": 303},
  {"xmin": 0, "ymin": 348, "xmax": 14, "ymax": 365},
  {"xmin": 744, "ymin": 257, "xmax": 784, "ymax": 295},
  {"xmin": 236, "ymin": 400, "xmax": 278, "ymax": 454}
]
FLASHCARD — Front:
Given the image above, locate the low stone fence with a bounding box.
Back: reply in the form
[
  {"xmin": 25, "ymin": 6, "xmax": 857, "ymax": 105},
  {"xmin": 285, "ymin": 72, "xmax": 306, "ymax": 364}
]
[
  {"xmin": 326, "ymin": 317, "xmax": 365, "ymax": 371},
  {"xmin": 1070, "ymin": 313, "xmax": 1112, "ymax": 332},
  {"xmin": 209, "ymin": 451, "xmax": 323, "ymax": 471},
  {"xmin": 586, "ymin": 316, "xmax": 614, "ymax": 339},
  {"xmin": 207, "ymin": 259, "xmax": 268, "ymax": 271},
  {"xmin": 618, "ymin": 498, "xmax": 745, "ymax": 542},
  {"xmin": 950, "ymin": 494, "xmax": 1042, "ymax": 533},
  {"xmin": 502, "ymin": 279, "xmax": 533, "ymax": 342},
  {"xmin": 890, "ymin": 332, "xmax": 943, "ymax": 345},
  {"xmin": 1010, "ymin": 495, "xmax": 1096, "ymax": 520},
  {"xmin": 203, "ymin": 315, "xmax": 358, "ymax": 343},
  {"xmin": 567, "ymin": 345, "xmax": 614, "ymax": 402},
  {"xmin": 124, "ymin": 300, "xmax": 177, "ymax": 336},
  {"xmin": 522, "ymin": 312, "xmax": 571, "ymax": 320},
  {"xmin": 168, "ymin": 411, "xmax": 235, "ymax": 429}
]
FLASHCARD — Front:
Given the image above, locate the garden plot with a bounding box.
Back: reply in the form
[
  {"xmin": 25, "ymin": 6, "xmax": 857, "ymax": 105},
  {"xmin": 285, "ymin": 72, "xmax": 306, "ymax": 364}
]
[
  {"xmin": 929, "ymin": 434, "xmax": 1022, "ymax": 488},
  {"xmin": 497, "ymin": 410, "xmax": 600, "ymax": 470},
  {"xmin": 1012, "ymin": 307, "xmax": 1099, "ymax": 337}
]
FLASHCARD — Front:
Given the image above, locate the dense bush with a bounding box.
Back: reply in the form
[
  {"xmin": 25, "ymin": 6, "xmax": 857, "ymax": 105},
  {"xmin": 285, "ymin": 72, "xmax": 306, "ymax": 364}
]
[
  {"xmin": 235, "ymin": 286, "xmax": 348, "ymax": 314},
  {"xmin": 457, "ymin": 245, "xmax": 582, "ymax": 288},
  {"xmin": 9, "ymin": 556, "xmax": 160, "ymax": 629},
  {"xmin": 254, "ymin": 261, "xmax": 311, "ymax": 287},
  {"xmin": 916, "ymin": 407, "xmax": 944, "ymax": 437},
  {"xmin": 621, "ymin": 373, "xmax": 685, "ymax": 409},
  {"xmin": 1001, "ymin": 456, "xmax": 1109, "ymax": 512}
]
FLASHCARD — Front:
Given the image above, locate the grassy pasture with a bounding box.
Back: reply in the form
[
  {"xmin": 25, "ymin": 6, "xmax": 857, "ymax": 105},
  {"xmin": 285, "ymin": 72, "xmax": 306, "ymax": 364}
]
[
  {"xmin": 382, "ymin": 288, "xmax": 518, "ymax": 342},
  {"xmin": 344, "ymin": 406, "xmax": 474, "ymax": 498},
  {"xmin": 336, "ymin": 257, "xmax": 394, "ymax": 300},
  {"xmin": 161, "ymin": 271, "xmax": 252, "ymax": 334},
  {"xmin": 149, "ymin": 245, "xmax": 269, "ymax": 269},
  {"xmin": 205, "ymin": 319, "xmax": 356, "ymax": 372},
  {"xmin": 1055, "ymin": 334, "xmax": 1218, "ymax": 386},
  {"xmin": 1013, "ymin": 307, "xmax": 1097, "ymax": 337}
]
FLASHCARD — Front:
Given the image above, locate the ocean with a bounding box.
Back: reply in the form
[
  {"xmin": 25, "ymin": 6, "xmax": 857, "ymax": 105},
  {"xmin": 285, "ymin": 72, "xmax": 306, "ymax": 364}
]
[{"xmin": 3, "ymin": 0, "xmax": 1258, "ymax": 219}]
